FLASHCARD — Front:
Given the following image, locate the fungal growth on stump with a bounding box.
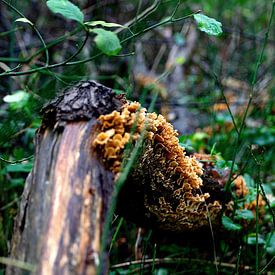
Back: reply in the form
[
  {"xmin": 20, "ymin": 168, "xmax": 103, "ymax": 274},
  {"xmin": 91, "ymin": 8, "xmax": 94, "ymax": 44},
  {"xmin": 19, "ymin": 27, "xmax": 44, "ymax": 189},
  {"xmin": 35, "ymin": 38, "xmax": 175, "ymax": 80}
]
[
  {"xmin": 92, "ymin": 100, "xmax": 265, "ymax": 232},
  {"xmin": 7, "ymin": 81, "xmax": 266, "ymax": 275},
  {"xmin": 93, "ymin": 102, "xmax": 223, "ymax": 232}
]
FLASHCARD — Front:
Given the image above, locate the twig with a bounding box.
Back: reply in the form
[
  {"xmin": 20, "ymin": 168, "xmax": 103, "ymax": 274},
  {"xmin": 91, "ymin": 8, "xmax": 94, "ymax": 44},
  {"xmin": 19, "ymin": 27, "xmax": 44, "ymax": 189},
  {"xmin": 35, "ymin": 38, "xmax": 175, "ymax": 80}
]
[
  {"xmin": 1, "ymin": 0, "xmax": 49, "ymax": 66},
  {"xmin": 110, "ymin": 257, "xmax": 253, "ymax": 271},
  {"xmin": 0, "ymin": 8, "xmax": 201, "ymax": 77},
  {"xmin": 0, "ymin": 257, "xmax": 35, "ymax": 272},
  {"xmin": 0, "ymin": 155, "xmax": 33, "ymax": 164},
  {"xmin": 224, "ymin": 0, "xmax": 275, "ymax": 192}
]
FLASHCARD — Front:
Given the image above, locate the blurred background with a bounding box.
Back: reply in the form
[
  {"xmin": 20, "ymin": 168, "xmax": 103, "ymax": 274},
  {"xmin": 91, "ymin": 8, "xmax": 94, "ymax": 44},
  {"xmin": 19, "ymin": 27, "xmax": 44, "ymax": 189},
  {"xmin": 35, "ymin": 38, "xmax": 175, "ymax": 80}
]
[{"xmin": 0, "ymin": 0, "xmax": 274, "ymax": 273}]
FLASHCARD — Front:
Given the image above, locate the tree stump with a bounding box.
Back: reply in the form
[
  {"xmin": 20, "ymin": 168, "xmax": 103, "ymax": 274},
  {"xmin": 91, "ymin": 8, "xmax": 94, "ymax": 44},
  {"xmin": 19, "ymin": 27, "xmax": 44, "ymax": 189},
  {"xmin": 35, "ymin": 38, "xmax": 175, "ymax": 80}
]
[
  {"xmin": 7, "ymin": 81, "xmax": 126, "ymax": 275},
  {"xmin": 7, "ymin": 81, "xmax": 259, "ymax": 275}
]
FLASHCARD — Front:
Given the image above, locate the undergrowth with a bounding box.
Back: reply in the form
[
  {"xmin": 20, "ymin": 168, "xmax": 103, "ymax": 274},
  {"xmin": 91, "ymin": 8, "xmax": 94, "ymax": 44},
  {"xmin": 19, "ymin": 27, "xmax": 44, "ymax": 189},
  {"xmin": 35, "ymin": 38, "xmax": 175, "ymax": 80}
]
[{"xmin": 0, "ymin": 0, "xmax": 274, "ymax": 274}]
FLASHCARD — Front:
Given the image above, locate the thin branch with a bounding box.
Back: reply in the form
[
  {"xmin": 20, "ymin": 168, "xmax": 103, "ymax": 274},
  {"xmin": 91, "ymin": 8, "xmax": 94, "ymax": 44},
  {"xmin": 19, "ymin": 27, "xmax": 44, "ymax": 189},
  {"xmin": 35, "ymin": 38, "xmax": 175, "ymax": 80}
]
[
  {"xmin": 224, "ymin": 0, "xmax": 275, "ymax": 192},
  {"xmin": 0, "ymin": 155, "xmax": 33, "ymax": 164},
  {"xmin": 1, "ymin": 0, "xmax": 49, "ymax": 66},
  {"xmin": 110, "ymin": 257, "xmax": 253, "ymax": 271},
  {"xmin": 0, "ymin": 9, "xmax": 200, "ymax": 77}
]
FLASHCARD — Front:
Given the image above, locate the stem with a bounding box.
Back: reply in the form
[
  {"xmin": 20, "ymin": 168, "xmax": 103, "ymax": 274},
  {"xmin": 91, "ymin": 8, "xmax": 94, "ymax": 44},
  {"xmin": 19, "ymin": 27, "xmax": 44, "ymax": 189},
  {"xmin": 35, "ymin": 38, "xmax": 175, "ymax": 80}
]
[
  {"xmin": 1, "ymin": 0, "xmax": 49, "ymax": 66},
  {"xmin": 224, "ymin": 0, "xmax": 275, "ymax": 191},
  {"xmin": 0, "ymin": 9, "xmax": 200, "ymax": 77}
]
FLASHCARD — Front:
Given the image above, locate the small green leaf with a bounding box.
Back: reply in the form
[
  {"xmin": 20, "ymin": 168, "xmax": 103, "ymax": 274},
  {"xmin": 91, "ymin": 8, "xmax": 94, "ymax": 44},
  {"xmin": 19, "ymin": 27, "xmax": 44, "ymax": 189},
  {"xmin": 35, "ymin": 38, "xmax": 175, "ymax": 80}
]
[
  {"xmin": 222, "ymin": 215, "xmax": 242, "ymax": 231},
  {"xmin": 5, "ymin": 162, "xmax": 33, "ymax": 173},
  {"xmin": 46, "ymin": 0, "xmax": 84, "ymax": 23},
  {"xmin": 91, "ymin": 28, "xmax": 122, "ymax": 56},
  {"xmin": 175, "ymin": 57, "xmax": 185, "ymax": 65},
  {"xmin": 235, "ymin": 209, "xmax": 254, "ymax": 220},
  {"xmin": 3, "ymin": 91, "xmax": 29, "ymax": 103},
  {"xmin": 179, "ymin": 135, "xmax": 187, "ymax": 143},
  {"xmin": 193, "ymin": 14, "xmax": 223, "ymax": 36},
  {"xmin": 85, "ymin": 20, "xmax": 125, "ymax": 29},
  {"xmin": 265, "ymin": 232, "xmax": 275, "ymax": 255},
  {"xmin": 15, "ymin": 18, "xmax": 33, "ymax": 25},
  {"xmin": 247, "ymin": 233, "xmax": 266, "ymax": 245},
  {"xmin": 193, "ymin": 132, "xmax": 209, "ymax": 140}
]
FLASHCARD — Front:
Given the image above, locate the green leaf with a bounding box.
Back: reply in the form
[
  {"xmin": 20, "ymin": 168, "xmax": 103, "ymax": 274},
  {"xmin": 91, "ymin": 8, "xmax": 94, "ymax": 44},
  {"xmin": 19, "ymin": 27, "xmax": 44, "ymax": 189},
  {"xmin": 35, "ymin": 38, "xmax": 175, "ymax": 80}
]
[
  {"xmin": 265, "ymin": 232, "xmax": 275, "ymax": 255},
  {"xmin": 91, "ymin": 28, "xmax": 122, "ymax": 56},
  {"xmin": 85, "ymin": 20, "xmax": 125, "ymax": 29},
  {"xmin": 222, "ymin": 215, "xmax": 242, "ymax": 231},
  {"xmin": 193, "ymin": 14, "xmax": 223, "ymax": 36},
  {"xmin": 15, "ymin": 18, "xmax": 33, "ymax": 25},
  {"xmin": 247, "ymin": 233, "xmax": 266, "ymax": 245},
  {"xmin": 192, "ymin": 132, "xmax": 209, "ymax": 140},
  {"xmin": 235, "ymin": 209, "xmax": 254, "ymax": 220},
  {"xmin": 5, "ymin": 162, "xmax": 33, "ymax": 173},
  {"xmin": 175, "ymin": 57, "xmax": 185, "ymax": 65},
  {"xmin": 3, "ymin": 91, "xmax": 29, "ymax": 103},
  {"xmin": 46, "ymin": 0, "xmax": 84, "ymax": 23},
  {"xmin": 179, "ymin": 135, "xmax": 187, "ymax": 143}
]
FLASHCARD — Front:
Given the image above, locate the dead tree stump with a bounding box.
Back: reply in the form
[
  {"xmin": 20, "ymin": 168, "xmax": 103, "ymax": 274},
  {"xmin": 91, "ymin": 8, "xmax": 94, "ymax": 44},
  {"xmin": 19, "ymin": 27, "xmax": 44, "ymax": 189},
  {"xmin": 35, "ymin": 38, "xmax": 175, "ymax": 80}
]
[
  {"xmin": 7, "ymin": 81, "xmax": 259, "ymax": 275},
  {"xmin": 7, "ymin": 81, "xmax": 126, "ymax": 275}
]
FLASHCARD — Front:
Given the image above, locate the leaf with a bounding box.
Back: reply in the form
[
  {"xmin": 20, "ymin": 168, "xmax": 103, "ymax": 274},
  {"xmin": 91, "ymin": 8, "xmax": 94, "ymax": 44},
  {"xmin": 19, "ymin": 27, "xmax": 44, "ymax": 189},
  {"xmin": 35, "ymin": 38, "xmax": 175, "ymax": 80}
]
[
  {"xmin": 247, "ymin": 233, "xmax": 266, "ymax": 245},
  {"xmin": 222, "ymin": 215, "xmax": 242, "ymax": 231},
  {"xmin": 179, "ymin": 135, "xmax": 187, "ymax": 143},
  {"xmin": 3, "ymin": 91, "xmax": 29, "ymax": 103},
  {"xmin": 91, "ymin": 28, "xmax": 122, "ymax": 56},
  {"xmin": 85, "ymin": 20, "xmax": 125, "ymax": 29},
  {"xmin": 5, "ymin": 162, "xmax": 33, "ymax": 173},
  {"xmin": 193, "ymin": 14, "xmax": 223, "ymax": 36},
  {"xmin": 15, "ymin": 18, "xmax": 33, "ymax": 25},
  {"xmin": 265, "ymin": 232, "xmax": 275, "ymax": 255},
  {"xmin": 235, "ymin": 209, "xmax": 254, "ymax": 220},
  {"xmin": 175, "ymin": 57, "xmax": 185, "ymax": 65},
  {"xmin": 46, "ymin": 0, "xmax": 84, "ymax": 23}
]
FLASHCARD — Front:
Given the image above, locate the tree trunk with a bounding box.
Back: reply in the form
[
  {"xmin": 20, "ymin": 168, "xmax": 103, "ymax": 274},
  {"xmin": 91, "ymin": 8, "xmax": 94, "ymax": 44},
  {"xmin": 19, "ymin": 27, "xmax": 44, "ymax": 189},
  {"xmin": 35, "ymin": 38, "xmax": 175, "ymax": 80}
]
[{"xmin": 6, "ymin": 81, "xmax": 126, "ymax": 275}]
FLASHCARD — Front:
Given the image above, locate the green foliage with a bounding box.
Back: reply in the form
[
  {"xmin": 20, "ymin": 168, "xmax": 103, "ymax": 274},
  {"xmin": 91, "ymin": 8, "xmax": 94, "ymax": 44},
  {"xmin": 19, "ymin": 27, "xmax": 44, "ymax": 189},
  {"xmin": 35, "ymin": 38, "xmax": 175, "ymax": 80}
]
[
  {"xmin": 91, "ymin": 28, "xmax": 122, "ymax": 56},
  {"xmin": 46, "ymin": 0, "xmax": 84, "ymax": 23},
  {"xmin": 246, "ymin": 233, "xmax": 266, "ymax": 245},
  {"xmin": 222, "ymin": 215, "xmax": 242, "ymax": 231},
  {"xmin": 265, "ymin": 232, "xmax": 275, "ymax": 255},
  {"xmin": 235, "ymin": 209, "xmax": 254, "ymax": 221},
  {"xmin": 193, "ymin": 14, "xmax": 223, "ymax": 36},
  {"xmin": 85, "ymin": 21, "xmax": 125, "ymax": 29},
  {"xmin": 0, "ymin": 0, "xmax": 274, "ymax": 273},
  {"xmin": 3, "ymin": 90, "xmax": 29, "ymax": 103}
]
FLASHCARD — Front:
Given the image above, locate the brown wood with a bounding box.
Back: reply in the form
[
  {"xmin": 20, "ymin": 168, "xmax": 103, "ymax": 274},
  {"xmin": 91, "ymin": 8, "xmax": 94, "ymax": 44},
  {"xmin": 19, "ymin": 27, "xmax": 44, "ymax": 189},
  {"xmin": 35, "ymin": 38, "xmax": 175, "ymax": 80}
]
[{"xmin": 7, "ymin": 81, "xmax": 126, "ymax": 275}]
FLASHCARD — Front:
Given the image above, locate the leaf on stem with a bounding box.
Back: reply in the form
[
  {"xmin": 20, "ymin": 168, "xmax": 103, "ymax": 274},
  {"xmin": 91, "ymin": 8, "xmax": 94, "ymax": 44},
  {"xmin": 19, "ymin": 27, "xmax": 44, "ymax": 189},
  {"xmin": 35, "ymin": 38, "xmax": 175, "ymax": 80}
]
[
  {"xmin": 15, "ymin": 18, "xmax": 33, "ymax": 25},
  {"xmin": 235, "ymin": 209, "xmax": 254, "ymax": 220},
  {"xmin": 91, "ymin": 28, "xmax": 122, "ymax": 56},
  {"xmin": 85, "ymin": 20, "xmax": 125, "ymax": 29},
  {"xmin": 3, "ymin": 91, "xmax": 29, "ymax": 103},
  {"xmin": 46, "ymin": 0, "xmax": 84, "ymax": 23},
  {"xmin": 193, "ymin": 14, "xmax": 222, "ymax": 36},
  {"xmin": 222, "ymin": 215, "xmax": 242, "ymax": 231}
]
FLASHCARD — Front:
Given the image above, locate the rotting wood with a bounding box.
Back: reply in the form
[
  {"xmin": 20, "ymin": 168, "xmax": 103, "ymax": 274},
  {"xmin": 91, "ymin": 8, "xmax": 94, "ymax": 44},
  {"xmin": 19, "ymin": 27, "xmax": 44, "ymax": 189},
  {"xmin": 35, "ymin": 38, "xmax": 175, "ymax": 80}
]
[
  {"xmin": 6, "ymin": 81, "xmax": 126, "ymax": 275},
  {"xmin": 7, "ymin": 81, "xmax": 264, "ymax": 275}
]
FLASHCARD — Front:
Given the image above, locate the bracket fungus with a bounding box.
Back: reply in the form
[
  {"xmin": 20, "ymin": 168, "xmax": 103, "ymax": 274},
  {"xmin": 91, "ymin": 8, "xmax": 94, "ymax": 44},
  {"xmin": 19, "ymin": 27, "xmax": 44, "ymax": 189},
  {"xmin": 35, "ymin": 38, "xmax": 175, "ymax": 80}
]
[
  {"xmin": 92, "ymin": 102, "xmax": 226, "ymax": 232},
  {"xmin": 92, "ymin": 100, "xmax": 265, "ymax": 233}
]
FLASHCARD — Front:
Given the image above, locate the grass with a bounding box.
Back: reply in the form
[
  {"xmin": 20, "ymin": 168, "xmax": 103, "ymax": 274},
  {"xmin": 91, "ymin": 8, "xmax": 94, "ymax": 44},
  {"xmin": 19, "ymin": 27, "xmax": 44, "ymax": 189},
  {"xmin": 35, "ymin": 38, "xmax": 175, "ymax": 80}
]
[{"xmin": 0, "ymin": 0, "xmax": 274, "ymax": 274}]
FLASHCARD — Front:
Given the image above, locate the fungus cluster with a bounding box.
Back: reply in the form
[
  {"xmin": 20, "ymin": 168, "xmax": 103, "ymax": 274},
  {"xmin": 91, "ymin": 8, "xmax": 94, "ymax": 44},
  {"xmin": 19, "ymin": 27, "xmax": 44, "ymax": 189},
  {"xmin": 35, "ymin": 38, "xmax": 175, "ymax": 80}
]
[
  {"xmin": 93, "ymin": 102, "xmax": 150, "ymax": 173},
  {"xmin": 92, "ymin": 101, "xmax": 266, "ymax": 232},
  {"xmin": 93, "ymin": 102, "xmax": 224, "ymax": 232}
]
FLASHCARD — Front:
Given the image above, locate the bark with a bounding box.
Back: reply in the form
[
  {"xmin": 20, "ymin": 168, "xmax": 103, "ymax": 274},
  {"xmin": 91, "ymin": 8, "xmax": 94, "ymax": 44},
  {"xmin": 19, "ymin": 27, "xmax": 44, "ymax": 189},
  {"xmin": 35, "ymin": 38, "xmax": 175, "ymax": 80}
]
[{"xmin": 7, "ymin": 81, "xmax": 126, "ymax": 275}]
